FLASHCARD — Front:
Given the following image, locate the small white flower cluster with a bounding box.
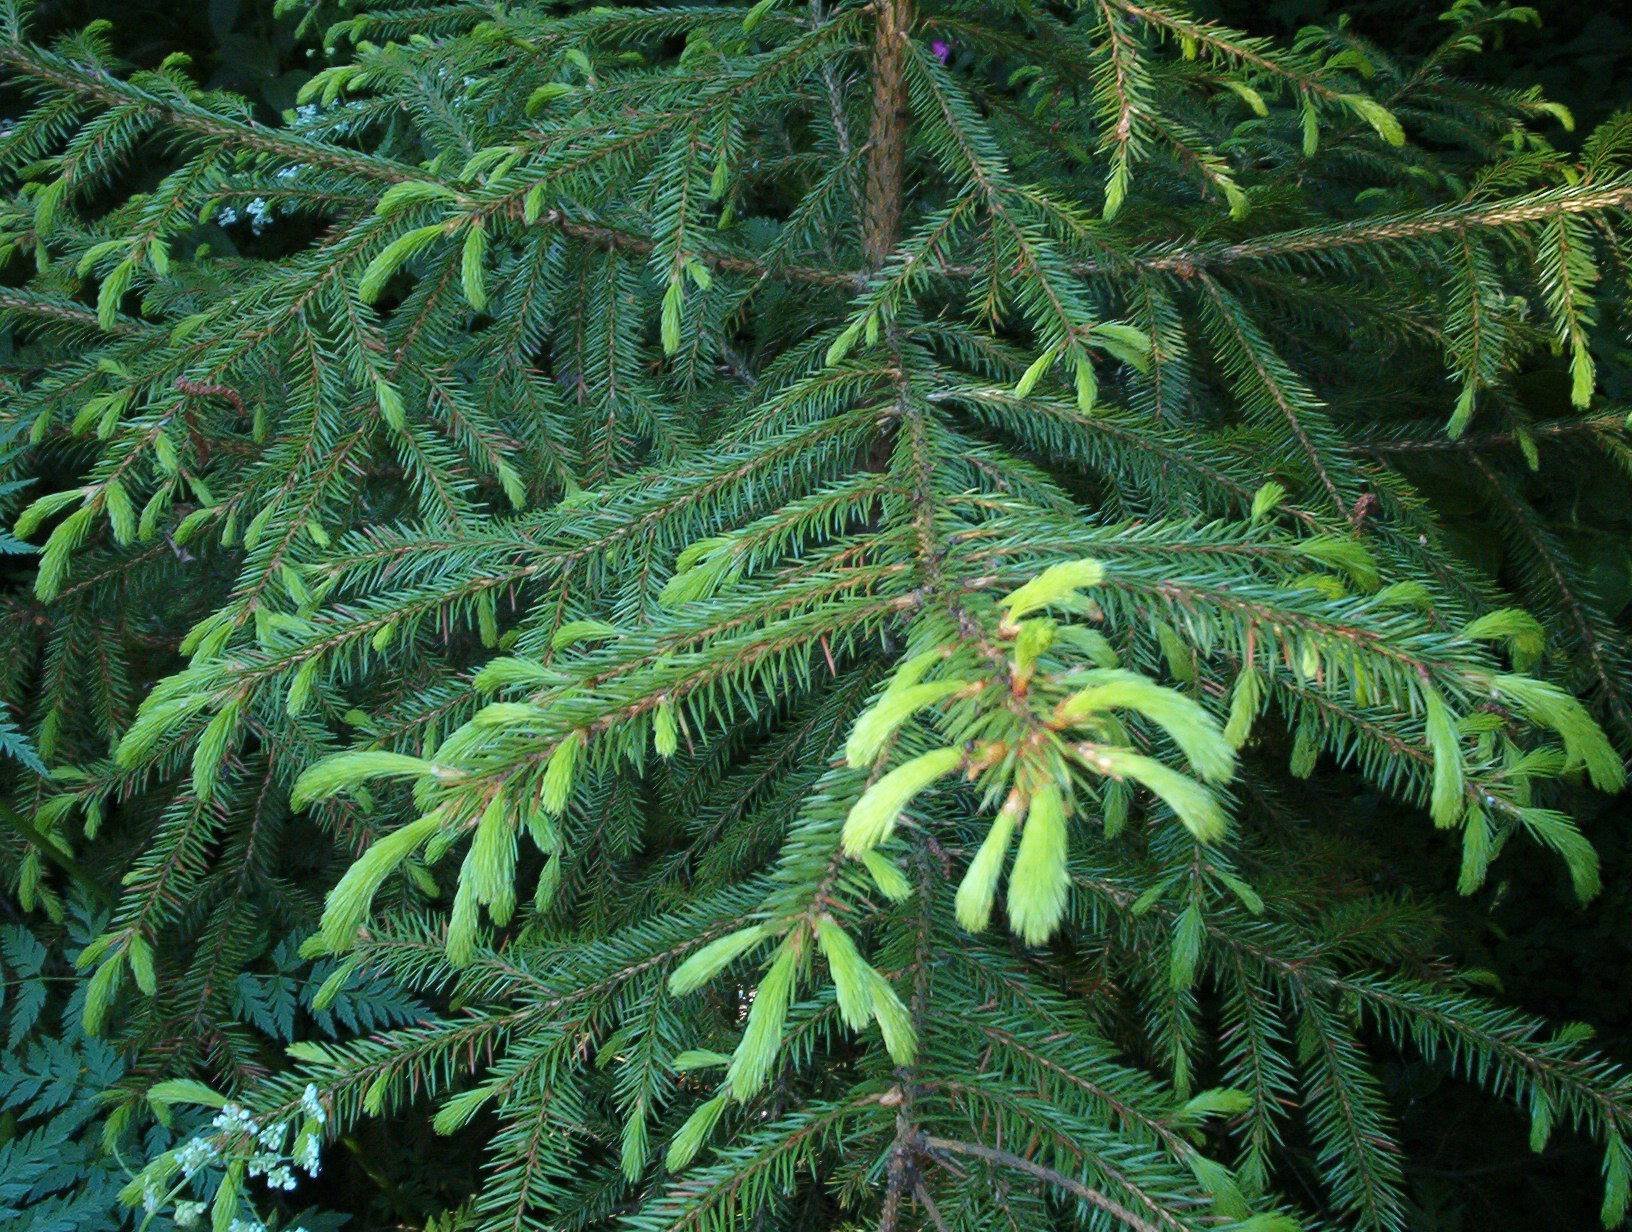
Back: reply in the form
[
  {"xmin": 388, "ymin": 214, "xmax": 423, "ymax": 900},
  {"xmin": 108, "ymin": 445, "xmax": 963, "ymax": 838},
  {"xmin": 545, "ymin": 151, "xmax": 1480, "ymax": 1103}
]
[
  {"xmin": 212, "ymin": 1103, "xmax": 262, "ymax": 1137},
  {"xmin": 290, "ymin": 98, "xmax": 367, "ymax": 133},
  {"xmin": 294, "ymin": 1085, "xmax": 328, "ymax": 1174},
  {"xmin": 216, "ymin": 197, "xmax": 276, "ymax": 235},
  {"xmin": 147, "ymin": 1092, "xmax": 327, "ymax": 1232},
  {"xmin": 427, "ymin": 65, "xmax": 485, "ymax": 114},
  {"xmin": 224, "ymin": 1217, "xmax": 310, "ymax": 1232},
  {"xmin": 301, "ymin": 1083, "xmax": 327, "ymax": 1125},
  {"xmin": 246, "ymin": 198, "xmax": 274, "ymax": 233},
  {"xmin": 259, "ymin": 1160, "xmax": 300, "ymax": 1191},
  {"xmin": 175, "ymin": 1133, "xmax": 221, "ymax": 1177}
]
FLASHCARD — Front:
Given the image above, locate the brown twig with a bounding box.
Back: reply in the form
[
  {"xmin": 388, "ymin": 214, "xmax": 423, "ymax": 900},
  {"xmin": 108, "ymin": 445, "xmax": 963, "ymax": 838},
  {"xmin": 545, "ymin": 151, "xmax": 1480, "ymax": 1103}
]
[{"xmin": 918, "ymin": 1135, "xmax": 1166, "ymax": 1232}]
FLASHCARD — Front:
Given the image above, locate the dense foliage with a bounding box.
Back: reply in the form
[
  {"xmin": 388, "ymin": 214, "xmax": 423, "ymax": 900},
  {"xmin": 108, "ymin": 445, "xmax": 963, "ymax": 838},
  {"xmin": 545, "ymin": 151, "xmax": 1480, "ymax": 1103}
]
[{"xmin": 1, "ymin": 0, "xmax": 1631, "ymax": 1229}]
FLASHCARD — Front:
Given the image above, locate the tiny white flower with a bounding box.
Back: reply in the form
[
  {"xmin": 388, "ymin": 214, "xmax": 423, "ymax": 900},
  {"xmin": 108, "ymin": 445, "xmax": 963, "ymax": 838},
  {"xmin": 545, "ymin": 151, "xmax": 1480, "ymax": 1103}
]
[
  {"xmin": 301, "ymin": 1083, "xmax": 326, "ymax": 1124},
  {"xmin": 297, "ymin": 1130, "xmax": 323, "ymax": 1176},
  {"xmin": 176, "ymin": 1135, "xmax": 220, "ymax": 1176}
]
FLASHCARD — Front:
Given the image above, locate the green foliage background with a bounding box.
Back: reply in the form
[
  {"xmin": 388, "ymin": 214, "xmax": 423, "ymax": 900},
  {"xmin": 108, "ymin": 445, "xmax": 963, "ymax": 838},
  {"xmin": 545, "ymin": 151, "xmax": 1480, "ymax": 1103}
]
[
  {"xmin": 1219, "ymin": 6, "xmax": 1632, "ymax": 1224},
  {"xmin": 0, "ymin": 1, "xmax": 1630, "ymax": 1231}
]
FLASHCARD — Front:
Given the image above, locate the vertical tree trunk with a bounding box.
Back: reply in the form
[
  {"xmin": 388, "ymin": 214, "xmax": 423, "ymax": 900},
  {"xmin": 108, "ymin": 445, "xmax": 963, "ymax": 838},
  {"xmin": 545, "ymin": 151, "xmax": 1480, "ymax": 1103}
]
[{"xmin": 862, "ymin": 0, "xmax": 912, "ymax": 269}]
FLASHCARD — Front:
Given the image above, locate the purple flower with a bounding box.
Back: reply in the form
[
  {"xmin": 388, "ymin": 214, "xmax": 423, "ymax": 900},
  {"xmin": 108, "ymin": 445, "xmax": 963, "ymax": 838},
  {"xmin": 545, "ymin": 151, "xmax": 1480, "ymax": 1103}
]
[{"xmin": 930, "ymin": 39, "xmax": 951, "ymax": 64}]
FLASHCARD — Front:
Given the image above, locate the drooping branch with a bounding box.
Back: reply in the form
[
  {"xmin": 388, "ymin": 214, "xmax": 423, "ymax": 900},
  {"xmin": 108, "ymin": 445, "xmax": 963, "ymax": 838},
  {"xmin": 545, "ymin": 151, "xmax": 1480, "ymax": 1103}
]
[
  {"xmin": 1137, "ymin": 179, "xmax": 1632, "ymax": 275},
  {"xmin": 0, "ymin": 37, "xmax": 860, "ymax": 291}
]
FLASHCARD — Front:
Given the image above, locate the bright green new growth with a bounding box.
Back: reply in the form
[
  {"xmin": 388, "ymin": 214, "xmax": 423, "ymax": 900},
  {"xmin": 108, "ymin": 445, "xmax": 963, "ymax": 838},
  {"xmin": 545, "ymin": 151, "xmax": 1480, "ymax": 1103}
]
[
  {"xmin": 289, "ymin": 750, "xmax": 436, "ymax": 811},
  {"xmin": 1055, "ymin": 669, "xmax": 1236, "ymax": 783},
  {"xmin": 954, "ymin": 792, "xmax": 1021, "ymax": 932},
  {"xmin": 844, "ymin": 679, "xmax": 970, "ymax": 768},
  {"xmin": 1087, "ymin": 746, "xmax": 1230, "ymax": 843},
  {"xmin": 998, "ymin": 558, "xmax": 1106, "ymax": 621},
  {"xmin": 1424, "ymin": 690, "xmax": 1466, "ymax": 828},
  {"xmin": 1005, "ymin": 782, "xmax": 1071, "ymax": 945},
  {"xmin": 2, "ymin": 1, "xmax": 1631, "ymax": 1230},
  {"xmin": 840, "ymin": 747, "xmax": 964, "ymax": 854},
  {"xmin": 317, "ymin": 811, "xmax": 446, "ymax": 954},
  {"xmin": 1224, "ymin": 666, "xmax": 1263, "ymax": 748},
  {"xmin": 1498, "ymin": 675, "xmax": 1627, "ymax": 792},
  {"xmin": 668, "ymin": 925, "xmax": 770, "ymax": 996},
  {"xmin": 815, "ymin": 916, "xmax": 874, "ymax": 1029},
  {"xmin": 724, "ymin": 938, "xmax": 798, "ymax": 1099},
  {"xmin": 665, "ymin": 1092, "xmax": 728, "ymax": 1172}
]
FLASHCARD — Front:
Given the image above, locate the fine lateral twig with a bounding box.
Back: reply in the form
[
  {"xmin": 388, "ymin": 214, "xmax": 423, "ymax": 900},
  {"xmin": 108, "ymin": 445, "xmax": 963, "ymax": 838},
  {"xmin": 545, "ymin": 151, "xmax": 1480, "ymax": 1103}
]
[{"xmin": 918, "ymin": 1134, "xmax": 1166, "ymax": 1232}]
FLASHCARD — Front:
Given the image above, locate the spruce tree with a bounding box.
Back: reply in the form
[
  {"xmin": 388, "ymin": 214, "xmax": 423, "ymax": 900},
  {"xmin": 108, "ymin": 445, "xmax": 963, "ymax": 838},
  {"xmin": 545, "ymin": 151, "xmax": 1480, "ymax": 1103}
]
[{"xmin": 2, "ymin": 0, "xmax": 1631, "ymax": 1229}]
